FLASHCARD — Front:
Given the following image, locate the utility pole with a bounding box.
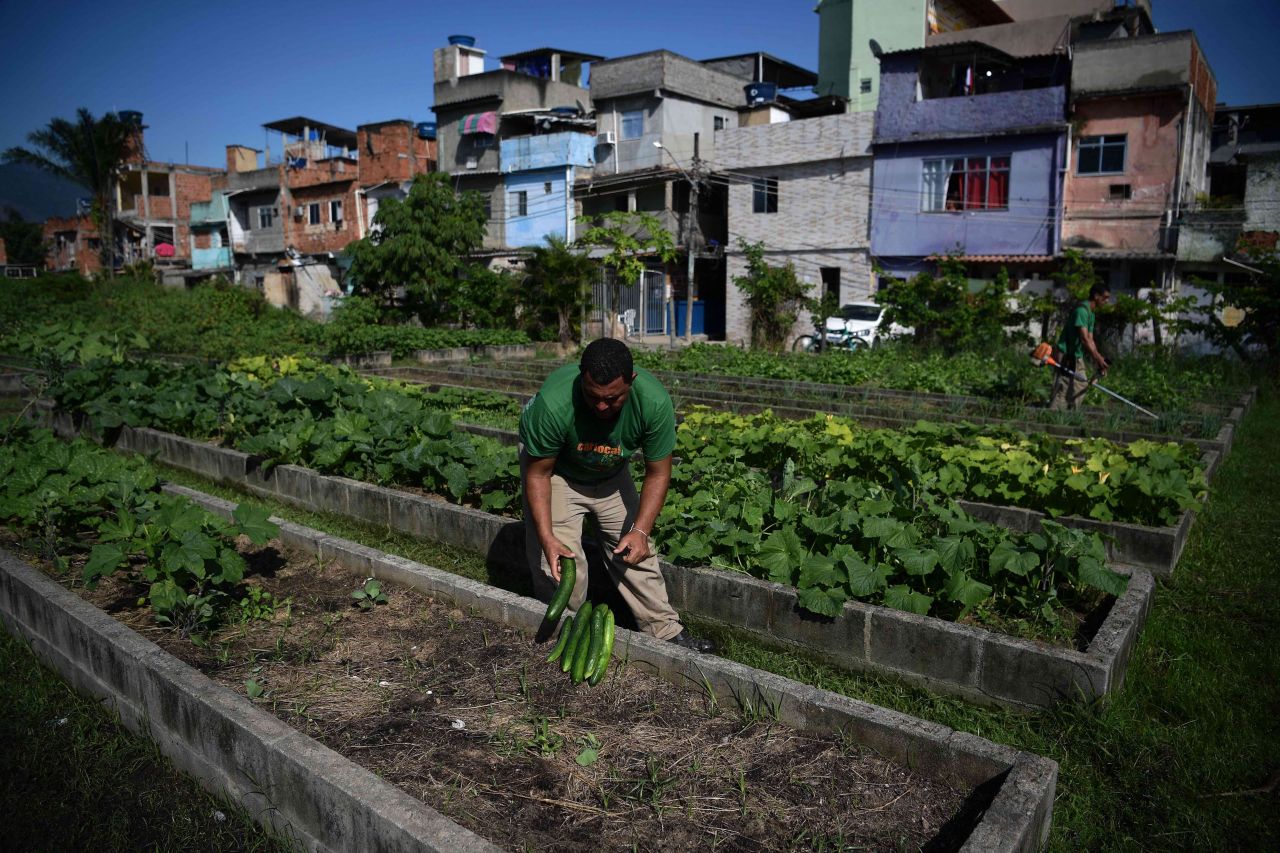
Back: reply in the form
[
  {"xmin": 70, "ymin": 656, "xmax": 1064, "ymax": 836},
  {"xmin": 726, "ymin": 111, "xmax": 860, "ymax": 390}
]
[
  {"xmin": 655, "ymin": 139, "xmax": 701, "ymax": 346},
  {"xmin": 684, "ymin": 161, "xmax": 698, "ymax": 343},
  {"xmin": 684, "ymin": 134, "xmax": 700, "ymax": 344}
]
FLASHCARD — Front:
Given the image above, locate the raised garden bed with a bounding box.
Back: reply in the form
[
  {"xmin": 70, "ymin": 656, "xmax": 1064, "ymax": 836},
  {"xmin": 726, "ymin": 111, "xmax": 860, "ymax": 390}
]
[
  {"xmin": 51, "ymin": 418, "xmax": 1157, "ymax": 710},
  {"xmin": 368, "ymin": 363, "xmax": 1243, "ymax": 458},
  {"xmin": 341, "ymin": 409, "xmax": 1213, "ymax": 577},
  {"xmin": 0, "ymin": 494, "xmax": 1060, "ymax": 851}
]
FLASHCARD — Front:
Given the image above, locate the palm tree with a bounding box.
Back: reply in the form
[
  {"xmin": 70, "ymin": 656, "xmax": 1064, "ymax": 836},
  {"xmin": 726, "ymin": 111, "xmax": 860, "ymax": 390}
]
[
  {"xmin": 522, "ymin": 235, "xmax": 598, "ymax": 346},
  {"xmin": 3, "ymin": 108, "xmax": 135, "ymax": 276}
]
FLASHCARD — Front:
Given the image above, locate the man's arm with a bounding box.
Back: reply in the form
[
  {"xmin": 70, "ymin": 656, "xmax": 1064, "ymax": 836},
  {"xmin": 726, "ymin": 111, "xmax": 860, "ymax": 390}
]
[
  {"xmin": 1079, "ymin": 326, "xmax": 1109, "ymax": 375},
  {"xmin": 521, "ymin": 453, "xmax": 575, "ymax": 581},
  {"xmin": 613, "ymin": 454, "xmax": 672, "ymax": 566}
]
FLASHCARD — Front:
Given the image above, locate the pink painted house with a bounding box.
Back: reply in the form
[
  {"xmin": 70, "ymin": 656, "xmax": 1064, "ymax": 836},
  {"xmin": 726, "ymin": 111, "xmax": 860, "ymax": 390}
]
[{"xmin": 1062, "ymin": 30, "xmax": 1217, "ymax": 293}]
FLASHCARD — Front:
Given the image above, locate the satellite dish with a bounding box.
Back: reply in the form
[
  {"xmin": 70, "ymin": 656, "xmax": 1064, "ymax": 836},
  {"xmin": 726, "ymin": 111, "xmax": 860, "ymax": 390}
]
[{"xmin": 869, "ymin": 39, "xmax": 883, "ymax": 58}]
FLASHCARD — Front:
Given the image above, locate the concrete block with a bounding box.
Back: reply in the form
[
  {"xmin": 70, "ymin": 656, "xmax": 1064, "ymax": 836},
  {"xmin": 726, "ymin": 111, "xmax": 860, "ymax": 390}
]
[
  {"xmin": 340, "ymin": 477, "xmax": 391, "ymax": 527},
  {"xmin": 977, "ymin": 637, "xmax": 1104, "ymax": 708},
  {"xmin": 1086, "ymin": 570, "xmax": 1155, "ymax": 694},
  {"xmin": 414, "ymin": 347, "xmax": 470, "ymax": 364},
  {"xmin": 310, "ymin": 474, "xmax": 351, "ymax": 517},
  {"xmin": 273, "ymin": 464, "xmax": 317, "ymax": 507},
  {"xmin": 867, "ymin": 608, "xmax": 984, "ymax": 690}
]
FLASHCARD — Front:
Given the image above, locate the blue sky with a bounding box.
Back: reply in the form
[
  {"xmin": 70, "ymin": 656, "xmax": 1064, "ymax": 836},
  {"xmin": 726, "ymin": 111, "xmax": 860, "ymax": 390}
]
[{"xmin": 1, "ymin": 0, "xmax": 1277, "ymax": 169}]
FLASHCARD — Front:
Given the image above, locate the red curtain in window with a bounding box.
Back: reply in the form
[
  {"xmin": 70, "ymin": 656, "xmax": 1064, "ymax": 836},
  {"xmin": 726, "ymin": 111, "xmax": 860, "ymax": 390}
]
[
  {"xmin": 987, "ymin": 157, "xmax": 1010, "ymax": 209},
  {"xmin": 966, "ymin": 158, "xmax": 986, "ymax": 209}
]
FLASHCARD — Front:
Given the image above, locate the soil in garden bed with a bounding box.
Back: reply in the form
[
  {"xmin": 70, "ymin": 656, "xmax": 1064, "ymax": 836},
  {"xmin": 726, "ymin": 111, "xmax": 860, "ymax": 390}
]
[{"xmin": 35, "ymin": 537, "xmax": 975, "ymax": 852}]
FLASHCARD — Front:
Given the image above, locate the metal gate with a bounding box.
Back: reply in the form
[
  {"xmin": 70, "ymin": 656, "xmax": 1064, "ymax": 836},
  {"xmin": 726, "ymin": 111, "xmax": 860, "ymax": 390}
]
[{"xmin": 591, "ymin": 268, "xmax": 667, "ymax": 338}]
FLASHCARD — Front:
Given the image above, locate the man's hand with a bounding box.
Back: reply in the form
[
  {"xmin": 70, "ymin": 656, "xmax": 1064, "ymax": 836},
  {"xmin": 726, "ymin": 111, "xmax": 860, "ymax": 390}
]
[
  {"xmin": 1096, "ymin": 357, "xmax": 1109, "ymax": 377},
  {"xmin": 541, "ymin": 536, "xmax": 576, "ymax": 582},
  {"xmin": 613, "ymin": 528, "xmax": 652, "ymax": 566}
]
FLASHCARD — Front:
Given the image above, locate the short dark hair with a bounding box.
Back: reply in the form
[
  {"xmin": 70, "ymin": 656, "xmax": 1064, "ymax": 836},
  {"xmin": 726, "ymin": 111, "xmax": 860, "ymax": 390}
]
[
  {"xmin": 580, "ymin": 338, "xmax": 633, "ymax": 385},
  {"xmin": 1089, "ymin": 282, "xmax": 1111, "ymax": 300}
]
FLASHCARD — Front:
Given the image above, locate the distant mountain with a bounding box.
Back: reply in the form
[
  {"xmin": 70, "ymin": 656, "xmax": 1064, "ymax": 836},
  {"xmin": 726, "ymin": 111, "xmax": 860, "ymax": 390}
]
[{"xmin": 0, "ymin": 162, "xmax": 88, "ymax": 222}]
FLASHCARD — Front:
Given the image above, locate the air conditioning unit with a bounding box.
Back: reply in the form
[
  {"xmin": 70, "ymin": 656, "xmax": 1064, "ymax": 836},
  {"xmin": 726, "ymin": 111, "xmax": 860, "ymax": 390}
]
[
  {"xmin": 599, "ymin": 130, "xmax": 617, "ymax": 145},
  {"xmin": 293, "ymin": 206, "xmax": 305, "ymax": 218}
]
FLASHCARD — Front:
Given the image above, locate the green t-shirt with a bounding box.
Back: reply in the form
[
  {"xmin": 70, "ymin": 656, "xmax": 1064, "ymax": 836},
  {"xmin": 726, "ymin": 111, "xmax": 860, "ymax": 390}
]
[
  {"xmin": 518, "ymin": 364, "xmax": 676, "ymax": 483},
  {"xmin": 1059, "ymin": 304, "xmax": 1095, "ymax": 359}
]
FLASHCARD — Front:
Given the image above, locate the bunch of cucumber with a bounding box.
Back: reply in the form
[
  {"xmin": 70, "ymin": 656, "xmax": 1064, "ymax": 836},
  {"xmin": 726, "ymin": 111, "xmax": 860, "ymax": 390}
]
[{"xmin": 543, "ymin": 557, "xmax": 616, "ymax": 686}]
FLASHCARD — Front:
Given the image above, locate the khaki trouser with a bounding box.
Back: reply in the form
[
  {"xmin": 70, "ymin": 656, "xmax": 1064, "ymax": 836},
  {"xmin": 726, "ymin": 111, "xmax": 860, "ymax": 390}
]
[
  {"xmin": 520, "ymin": 453, "xmax": 683, "ymax": 641},
  {"xmin": 1048, "ymin": 352, "xmax": 1092, "ymax": 411}
]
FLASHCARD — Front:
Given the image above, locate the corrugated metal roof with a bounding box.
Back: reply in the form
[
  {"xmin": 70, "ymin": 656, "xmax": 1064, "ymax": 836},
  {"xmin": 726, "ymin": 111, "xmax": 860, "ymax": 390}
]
[{"xmin": 925, "ymin": 15, "xmax": 1071, "ymax": 58}]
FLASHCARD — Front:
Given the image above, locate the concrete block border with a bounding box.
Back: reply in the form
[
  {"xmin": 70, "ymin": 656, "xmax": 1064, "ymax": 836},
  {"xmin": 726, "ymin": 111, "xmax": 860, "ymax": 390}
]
[
  {"xmin": 53, "ymin": 418, "xmax": 1156, "ymax": 711},
  {"xmin": 0, "ymin": 548, "xmax": 500, "ymax": 853},
  {"xmin": 0, "ymin": 371, "xmax": 32, "ymax": 395},
  {"xmin": 178, "ymin": 485, "xmax": 1060, "ymax": 851}
]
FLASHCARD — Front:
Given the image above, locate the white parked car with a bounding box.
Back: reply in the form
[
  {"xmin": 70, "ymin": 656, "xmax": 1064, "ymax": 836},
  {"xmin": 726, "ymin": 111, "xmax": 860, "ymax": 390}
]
[{"xmin": 792, "ymin": 301, "xmax": 907, "ymax": 352}]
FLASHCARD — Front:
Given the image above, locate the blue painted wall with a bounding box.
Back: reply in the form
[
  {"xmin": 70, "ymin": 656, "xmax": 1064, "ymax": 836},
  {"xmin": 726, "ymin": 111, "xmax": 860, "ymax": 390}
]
[
  {"xmin": 870, "ymin": 132, "xmax": 1065, "ymax": 274},
  {"xmin": 190, "ymin": 192, "xmax": 228, "ymax": 225},
  {"xmin": 505, "ymin": 167, "xmax": 575, "ymax": 248},
  {"xmin": 500, "ymin": 132, "xmax": 595, "ymax": 173},
  {"xmin": 500, "ymin": 133, "xmax": 595, "ymax": 247},
  {"xmin": 192, "ymin": 246, "xmax": 232, "ymax": 270},
  {"xmin": 874, "ymin": 54, "xmax": 1067, "ymax": 145}
]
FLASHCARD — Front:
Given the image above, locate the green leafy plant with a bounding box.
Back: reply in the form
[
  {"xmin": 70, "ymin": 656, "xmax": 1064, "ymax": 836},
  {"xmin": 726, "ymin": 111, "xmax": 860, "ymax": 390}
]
[
  {"xmin": 351, "ymin": 577, "xmax": 387, "ymax": 610},
  {"xmin": 344, "ymin": 172, "xmax": 487, "ymax": 326},
  {"xmin": 0, "ymin": 425, "xmax": 279, "ymax": 639},
  {"xmin": 732, "ymin": 239, "xmax": 813, "ymax": 350},
  {"xmin": 875, "ymin": 254, "xmax": 1016, "ymax": 353}
]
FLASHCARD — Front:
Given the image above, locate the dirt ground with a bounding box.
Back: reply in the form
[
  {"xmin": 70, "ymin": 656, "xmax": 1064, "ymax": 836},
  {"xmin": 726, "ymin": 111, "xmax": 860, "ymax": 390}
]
[{"xmin": 55, "ymin": 537, "xmax": 978, "ymax": 852}]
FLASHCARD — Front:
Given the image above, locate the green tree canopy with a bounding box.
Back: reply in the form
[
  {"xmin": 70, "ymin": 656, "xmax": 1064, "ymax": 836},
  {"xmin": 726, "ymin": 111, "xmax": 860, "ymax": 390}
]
[
  {"xmin": 0, "ymin": 212, "xmax": 47, "ymax": 266},
  {"xmin": 3, "ymin": 108, "xmax": 134, "ymax": 275},
  {"xmin": 521, "ymin": 235, "xmax": 598, "ymax": 345},
  {"xmin": 578, "ymin": 211, "xmax": 677, "ymax": 289},
  {"xmin": 875, "ymin": 254, "xmax": 1012, "ymax": 353},
  {"xmin": 345, "ymin": 172, "xmax": 486, "ymax": 325}
]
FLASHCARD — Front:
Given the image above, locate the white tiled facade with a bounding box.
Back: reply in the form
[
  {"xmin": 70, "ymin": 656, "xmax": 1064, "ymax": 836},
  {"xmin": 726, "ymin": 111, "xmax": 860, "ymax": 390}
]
[{"xmin": 714, "ymin": 112, "xmax": 876, "ymax": 344}]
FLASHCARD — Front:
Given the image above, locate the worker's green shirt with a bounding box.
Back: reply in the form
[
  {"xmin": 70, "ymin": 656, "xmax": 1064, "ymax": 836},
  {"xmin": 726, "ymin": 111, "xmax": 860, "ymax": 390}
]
[
  {"xmin": 519, "ymin": 364, "xmax": 676, "ymax": 483},
  {"xmin": 1059, "ymin": 304, "xmax": 1095, "ymax": 359}
]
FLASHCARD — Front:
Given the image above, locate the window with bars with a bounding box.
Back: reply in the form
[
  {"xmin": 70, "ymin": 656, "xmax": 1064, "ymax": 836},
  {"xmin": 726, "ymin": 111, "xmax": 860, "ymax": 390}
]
[
  {"xmin": 921, "ymin": 155, "xmax": 1010, "ymax": 211},
  {"xmin": 1078, "ymin": 135, "xmax": 1127, "ymax": 174},
  {"xmin": 330, "ymin": 200, "xmax": 343, "ymax": 222},
  {"xmin": 752, "ymin": 177, "xmax": 778, "ymax": 214},
  {"xmin": 308, "ymin": 203, "xmax": 321, "ymax": 225},
  {"xmin": 509, "ymin": 190, "xmax": 528, "ymax": 217}
]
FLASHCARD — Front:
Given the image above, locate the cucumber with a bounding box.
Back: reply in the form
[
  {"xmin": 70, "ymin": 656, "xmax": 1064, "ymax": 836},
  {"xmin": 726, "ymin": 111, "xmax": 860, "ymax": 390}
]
[
  {"xmin": 578, "ymin": 605, "xmax": 608, "ymax": 685},
  {"xmin": 545, "ymin": 615, "xmax": 574, "ymax": 663},
  {"xmin": 561, "ymin": 601, "xmax": 592, "ymax": 674},
  {"xmin": 543, "ymin": 556, "xmax": 576, "ymax": 623},
  {"xmin": 587, "ymin": 608, "xmax": 616, "ymax": 686}
]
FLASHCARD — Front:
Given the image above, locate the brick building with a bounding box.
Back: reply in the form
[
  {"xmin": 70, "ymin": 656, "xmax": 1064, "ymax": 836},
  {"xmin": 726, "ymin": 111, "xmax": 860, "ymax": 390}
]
[
  {"xmin": 43, "ymin": 214, "xmax": 101, "ymax": 275},
  {"xmin": 718, "ymin": 111, "xmax": 875, "ymax": 345},
  {"xmin": 356, "ymin": 119, "xmax": 438, "ymax": 232},
  {"xmin": 202, "ymin": 116, "xmax": 437, "ymax": 314}
]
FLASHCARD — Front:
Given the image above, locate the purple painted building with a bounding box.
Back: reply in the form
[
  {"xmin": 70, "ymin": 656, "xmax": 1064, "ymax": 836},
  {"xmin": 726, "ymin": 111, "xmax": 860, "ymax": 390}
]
[{"xmin": 870, "ymin": 38, "xmax": 1069, "ymax": 280}]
